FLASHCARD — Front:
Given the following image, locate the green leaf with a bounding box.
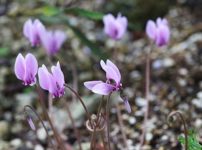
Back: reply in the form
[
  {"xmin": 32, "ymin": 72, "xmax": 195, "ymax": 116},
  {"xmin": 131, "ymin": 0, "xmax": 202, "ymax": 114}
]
[
  {"xmin": 178, "ymin": 130, "xmax": 202, "ymax": 150},
  {"xmin": 0, "ymin": 47, "xmax": 9, "ymax": 57},
  {"xmin": 64, "ymin": 7, "xmax": 104, "ymax": 20},
  {"xmin": 35, "ymin": 6, "xmax": 62, "ymax": 17}
]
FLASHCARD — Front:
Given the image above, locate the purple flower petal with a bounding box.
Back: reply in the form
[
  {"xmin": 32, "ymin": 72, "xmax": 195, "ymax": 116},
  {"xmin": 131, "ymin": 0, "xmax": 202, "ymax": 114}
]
[
  {"xmin": 103, "ymin": 14, "xmax": 116, "ymax": 37},
  {"xmin": 116, "ymin": 14, "xmax": 128, "ymax": 39},
  {"xmin": 25, "ymin": 53, "xmax": 38, "ymax": 80},
  {"xmin": 23, "ymin": 19, "xmax": 32, "ymax": 40},
  {"xmin": 38, "ymin": 65, "xmax": 50, "ymax": 90},
  {"xmin": 100, "ymin": 60, "xmax": 120, "ymax": 84},
  {"xmin": 41, "ymin": 30, "xmax": 66, "ymax": 55},
  {"xmin": 54, "ymin": 30, "xmax": 67, "ymax": 51},
  {"xmin": 156, "ymin": 25, "xmax": 170, "ymax": 46},
  {"xmin": 51, "ymin": 62, "xmax": 65, "ymax": 88},
  {"xmin": 84, "ymin": 80, "xmax": 103, "ymax": 90},
  {"xmin": 106, "ymin": 60, "xmax": 121, "ymax": 83},
  {"xmin": 92, "ymin": 83, "xmax": 114, "ymax": 95},
  {"xmin": 117, "ymin": 13, "xmax": 128, "ymax": 28},
  {"xmin": 14, "ymin": 53, "xmax": 26, "ymax": 80},
  {"xmin": 146, "ymin": 20, "xmax": 157, "ymax": 40}
]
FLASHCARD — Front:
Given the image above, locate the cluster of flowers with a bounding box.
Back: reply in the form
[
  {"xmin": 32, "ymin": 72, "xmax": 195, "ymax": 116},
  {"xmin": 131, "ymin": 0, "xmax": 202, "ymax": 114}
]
[
  {"xmin": 14, "ymin": 13, "xmax": 170, "ymax": 111},
  {"xmin": 104, "ymin": 14, "xmax": 170, "ymax": 46},
  {"xmin": 23, "ymin": 19, "xmax": 67, "ymax": 55},
  {"xmin": 14, "ymin": 53, "xmax": 65, "ymax": 98}
]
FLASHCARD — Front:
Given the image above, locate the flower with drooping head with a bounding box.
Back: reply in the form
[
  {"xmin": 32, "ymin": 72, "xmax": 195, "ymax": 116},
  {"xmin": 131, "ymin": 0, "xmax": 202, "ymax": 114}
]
[
  {"xmin": 38, "ymin": 62, "xmax": 65, "ymax": 98},
  {"xmin": 41, "ymin": 30, "xmax": 67, "ymax": 55},
  {"xmin": 103, "ymin": 13, "xmax": 128, "ymax": 40},
  {"xmin": 146, "ymin": 17, "xmax": 170, "ymax": 47},
  {"xmin": 84, "ymin": 60, "xmax": 122, "ymax": 95},
  {"xmin": 14, "ymin": 53, "xmax": 38, "ymax": 86},
  {"xmin": 23, "ymin": 19, "xmax": 45, "ymax": 47}
]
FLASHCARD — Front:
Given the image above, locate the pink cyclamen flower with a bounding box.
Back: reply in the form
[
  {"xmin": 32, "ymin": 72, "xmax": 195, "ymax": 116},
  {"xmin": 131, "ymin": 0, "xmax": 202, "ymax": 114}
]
[
  {"xmin": 103, "ymin": 13, "xmax": 128, "ymax": 40},
  {"xmin": 84, "ymin": 60, "xmax": 122, "ymax": 95},
  {"xmin": 146, "ymin": 17, "xmax": 170, "ymax": 47},
  {"xmin": 14, "ymin": 53, "xmax": 38, "ymax": 86},
  {"xmin": 41, "ymin": 30, "xmax": 67, "ymax": 55},
  {"xmin": 23, "ymin": 19, "xmax": 45, "ymax": 47},
  {"xmin": 38, "ymin": 62, "xmax": 65, "ymax": 98}
]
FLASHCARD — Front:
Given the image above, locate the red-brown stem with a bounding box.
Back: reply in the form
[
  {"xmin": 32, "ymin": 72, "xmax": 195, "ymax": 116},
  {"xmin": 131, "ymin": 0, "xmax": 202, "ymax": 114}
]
[
  {"xmin": 106, "ymin": 93, "xmax": 112, "ymax": 150},
  {"xmin": 168, "ymin": 111, "xmax": 188, "ymax": 150},
  {"xmin": 35, "ymin": 86, "xmax": 66, "ymax": 150},
  {"xmin": 116, "ymin": 103, "xmax": 129, "ymax": 149},
  {"xmin": 90, "ymin": 96, "xmax": 104, "ymax": 149},
  {"xmin": 24, "ymin": 105, "xmax": 57, "ymax": 150},
  {"xmin": 64, "ymin": 84, "xmax": 92, "ymax": 127},
  {"xmin": 71, "ymin": 64, "xmax": 78, "ymax": 102},
  {"xmin": 140, "ymin": 51, "xmax": 151, "ymax": 147},
  {"xmin": 65, "ymin": 102, "xmax": 82, "ymax": 150}
]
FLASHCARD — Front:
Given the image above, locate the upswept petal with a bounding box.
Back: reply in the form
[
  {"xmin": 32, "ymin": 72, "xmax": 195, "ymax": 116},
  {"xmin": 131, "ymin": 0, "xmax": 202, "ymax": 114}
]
[
  {"xmin": 105, "ymin": 66, "xmax": 120, "ymax": 83},
  {"xmin": 156, "ymin": 25, "xmax": 170, "ymax": 46},
  {"xmin": 23, "ymin": 19, "xmax": 32, "ymax": 39},
  {"xmin": 41, "ymin": 30, "xmax": 52, "ymax": 54},
  {"xmin": 14, "ymin": 53, "xmax": 26, "ymax": 80},
  {"xmin": 146, "ymin": 20, "xmax": 157, "ymax": 40},
  {"xmin": 84, "ymin": 80, "xmax": 103, "ymax": 90},
  {"xmin": 91, "ymin": 83, "xmax": 114, "ymax": 95},
  {"xmin": 48, "ymin": 74, "xmax": 57, "ymax": 95},
  {"xmin": 100, "ymin": 60, "xmax": 107, "ymax": 70},
  {"xmin": 35, "ymin": 19, "xmax": 46, "ymax": 39},
  {"xmin": 116, "ymin": 14, "xmax": 128, "ymax": 39},
  {"xmin": 100, "ymin": 60, "xmax": 120, "ymax": 84},
  {"xmin": 115, "ymin": 22, "xmax": 125, "ymax": 39},
  {"xmin": 54, "ymin": 30, "xmax": 67, "ymax": 50},
  {"xmin": 156, "ymin": 18, "xmax": 163, "ymax": 27},
  {"xmin": 103, "ymin": 14, "xmax": 116, "ymax": 35},
  {"xmin": 25, "ymin": 53, "xmax": 38, "ymax": 78},
  {"xmin": 51, "ymin": 62, "xmax": 65, "ymax": 87},
  {"xmin": 35, "ymin": 19, "xmax": 45, "ymax": 32},
  {"xmin": 106, "ymin": 60, "xmax": 121, "ymax": 82},
  {"xmin": 117, "ymin": 14, "xmax": 128, "ymax": 28},
  {"xmin": 38, "ymin": 65, "xmax": 50, "ymax": 90}
]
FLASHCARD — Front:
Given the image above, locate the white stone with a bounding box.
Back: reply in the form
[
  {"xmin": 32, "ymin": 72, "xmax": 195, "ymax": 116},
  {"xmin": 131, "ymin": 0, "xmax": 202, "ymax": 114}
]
[
  {"xmin": 136, "ymin": 97, "xmax": 147, "ymax": 107},
  {"xmin": 34, "ymin": 144, "xmax": 44, "ymax": 150},
  {"xmin": 146, "ymin": 132, "xmax": 153, "ymax": 141},
  {"xmin": 37, "ymin": 128, "xmax": 47, "ymax": 141},
  {"xmin": 129, "ymin": 117, "xmax": 136, "ymax": 125},
  {"xmin": 10, "ymin": 139, "xmax": 22, "ymax": 148}
]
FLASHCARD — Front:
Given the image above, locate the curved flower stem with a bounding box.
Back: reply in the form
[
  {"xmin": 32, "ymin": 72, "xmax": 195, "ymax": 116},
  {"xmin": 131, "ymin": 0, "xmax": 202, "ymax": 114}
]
[
  {"xmin": 167, "ymin": 111, "xmax": 188, "ymax": 150},
  {"xmin": 140, "ymin": 49, "xmax": 151, "ymax": 147},
  {"xmin": 35, "ymin": 85, "xmax": 66, "ymax": 150},
  {"xmin": 106, "ymin": 93, "xmax": 112, "ymax": 150},
  {"xmin": 116, "ymin": 103, "xmax": 129, "ymax": 149},
  {"xmin": 24, "ymin": 105, "xmax": 57, "ymax": 150},
  {"xmin": 64, "ymin": 84, "xmax": 92, "ymax": 127},
  {"xmin": 65, "ymin": 102, "xmax": 82, "ymax": 150},
  {"xmin": 90, "ymin": 96, "xmax": 105, "ymax": 149}
]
